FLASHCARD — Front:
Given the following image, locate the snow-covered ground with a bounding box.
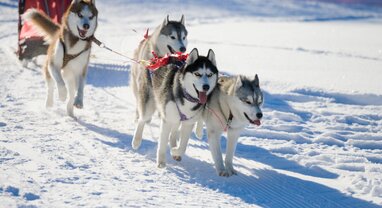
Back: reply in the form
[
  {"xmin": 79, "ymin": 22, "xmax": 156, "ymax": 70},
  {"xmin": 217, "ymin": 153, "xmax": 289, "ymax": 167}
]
[{"xmin": 1, "ymin": 0, "xmax": 382, "ymax": 207}]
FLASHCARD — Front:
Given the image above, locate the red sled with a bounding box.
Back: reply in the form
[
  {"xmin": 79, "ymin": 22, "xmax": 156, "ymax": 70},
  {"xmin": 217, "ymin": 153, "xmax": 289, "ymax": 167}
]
[{"xmin": 17, "ymin": 0, "xmax": 71, "ymax": 60}]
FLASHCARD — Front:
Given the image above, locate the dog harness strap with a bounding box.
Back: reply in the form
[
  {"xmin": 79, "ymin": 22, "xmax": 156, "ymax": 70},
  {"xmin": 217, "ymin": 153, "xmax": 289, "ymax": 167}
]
[
  {"xmin": 61, "ymin": 39, "xmax": 91, "ymax": 68},
  {"xmin": 182, "ymin": 88, "xmax": 199, "ymax": 103},
  {"xmin": 175, "ymin": 101, "xmax": 188, "ymax": 121}
]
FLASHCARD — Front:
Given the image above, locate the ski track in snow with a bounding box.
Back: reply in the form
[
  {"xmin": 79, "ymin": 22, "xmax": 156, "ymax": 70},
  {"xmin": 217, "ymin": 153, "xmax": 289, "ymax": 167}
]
[{"xmin": 1, "ymin": 0, "xmax": 382, "ymax": 207}]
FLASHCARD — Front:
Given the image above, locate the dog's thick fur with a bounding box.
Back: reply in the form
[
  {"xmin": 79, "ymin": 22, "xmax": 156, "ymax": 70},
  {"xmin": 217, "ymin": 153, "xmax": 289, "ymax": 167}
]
[
  {"xmin": 133, "ymin": 48, "xmax": 219, "ymax": 168},
  {"xmin": 131, "ymin": 15, "xmax": 188, "ymax": 150},
  {"xmin": 23, "ymin": 0, "xmax": 98, "ymax": 117},
  {"xmin": 196, "ymin": 75, "xmax": 263, "ymax": 176}
]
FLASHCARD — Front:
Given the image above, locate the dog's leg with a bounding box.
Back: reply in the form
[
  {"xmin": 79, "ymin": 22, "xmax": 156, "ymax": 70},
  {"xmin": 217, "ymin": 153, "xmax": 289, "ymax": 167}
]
[
  {"xmin": 157, "ymin": 119, "xmax": 172, "ymax": 168},
  {"xmin": 45, "ymin": 75, "xmax": 54, "ymax": 108},
  {"xmin": 49, "ymin": 63, "xmax": 67, "ymax": 101},
  {"xmin": 207, "ymin": 129, "xmax": 225, "ymax": 176},
  {"xmin": 132, "ymin": 120, "xmax": 145, "ymax": 150},
  {"xmin": 224, "ymin": 129, "xmax": 240, "ymax": 176},
  {"xmin": 74, "ymin": 70, "xmax": 86, "ymax": 109},
  {"xmin": 63, "ymin": 71, "xmax": 76, "ymax": 117},
  {"xmin": 132, "ymin": 94, "xmax": 155, "ymax": 149},
  {"xmin": 169, "ymin": 123, "xmax": 180, "ymax": 149},
  {"xmin": 171, "ymin": 123, "xmax": 194, "ymax": 161},
  {"xmin": 195, "ymin": 120, "xmax": 204, "ymax": 139}
]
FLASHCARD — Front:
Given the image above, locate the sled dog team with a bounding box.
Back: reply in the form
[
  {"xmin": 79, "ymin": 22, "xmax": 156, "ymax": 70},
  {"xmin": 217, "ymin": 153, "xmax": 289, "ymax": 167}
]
[{"xmin": 24, "ymin": 0, "xmax": 264, "ymax": 177}]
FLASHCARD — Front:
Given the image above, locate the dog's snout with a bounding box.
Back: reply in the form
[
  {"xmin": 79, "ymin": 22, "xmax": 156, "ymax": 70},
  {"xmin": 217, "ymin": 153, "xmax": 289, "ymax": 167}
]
[
  {"xmin": 256, "ymin": 112, "xmax": 263, "ymax": 119},
  {"xmin": 83, "ymin": 23, "xmax": 90, "ymax": 30},
  {"xmin": 202, "ymin": 84, "xmax": 210, "ymax": 91},
  {"xmin": 180, "ymin": 47, "xmax": 186, "ymax": 53}
]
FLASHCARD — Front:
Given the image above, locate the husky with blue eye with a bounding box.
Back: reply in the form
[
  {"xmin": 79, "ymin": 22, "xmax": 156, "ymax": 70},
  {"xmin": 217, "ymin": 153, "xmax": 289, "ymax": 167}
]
[{"xmin": 23, "ymin": 0, "xmax": 98, "ymax": 117}]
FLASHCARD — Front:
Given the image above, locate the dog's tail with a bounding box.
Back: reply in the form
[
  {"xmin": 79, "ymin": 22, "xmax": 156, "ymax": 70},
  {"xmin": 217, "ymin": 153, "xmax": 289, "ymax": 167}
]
[{"xmin": 23, "ymin": 9, "xmax": 60, "ymax": 43}]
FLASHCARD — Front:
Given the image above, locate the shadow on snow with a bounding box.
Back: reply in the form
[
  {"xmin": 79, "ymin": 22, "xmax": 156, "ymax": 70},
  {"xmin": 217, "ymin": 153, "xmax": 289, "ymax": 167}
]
[{"xmin": 87, "ymin": 63, "xmax": 130, "ymax": 88}]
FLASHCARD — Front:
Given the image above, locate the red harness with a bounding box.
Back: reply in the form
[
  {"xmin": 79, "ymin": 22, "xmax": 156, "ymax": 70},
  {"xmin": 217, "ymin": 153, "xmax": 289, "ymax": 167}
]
[{"xmin": 146, "ymin": 51, "xmax": 189, "ymax": 71}]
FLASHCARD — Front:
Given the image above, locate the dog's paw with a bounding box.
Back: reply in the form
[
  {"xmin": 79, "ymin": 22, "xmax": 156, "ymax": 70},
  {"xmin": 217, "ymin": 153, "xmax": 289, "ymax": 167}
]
[
  {"xmin": 45, "ymin": 98, "xmax": 53, "ymax": 108},
  {"xmin": 58, "ymin": 87, "xmax": 67, "ymax": 101},
  {"xmin": 73, "ymin": 97, "xmax": 83, "ymax": 109},
  {"xmin": 131, "ymin": 138, "xmax": 141, "ymax": 150},
  {"xmin": 225, "ymin": 167, "xmax": 238, "ymax": 176},
  {"xmin": 218, "ymin": 171, "xmax": 229, "ymax": 177},
  {"xmin": 157, "ymin": 162, "xmax": 166, "ymax": 168},
  {"xmin": 67, "ymin": 105, "xmax": 74, "ymax": 118},
  {"xmin": 172, "ymin": 155, "xmax": 182, "ymax": 161},
  {"xmin": 218, "ymin": 168, "xmax": 237, "ymax": 177}
]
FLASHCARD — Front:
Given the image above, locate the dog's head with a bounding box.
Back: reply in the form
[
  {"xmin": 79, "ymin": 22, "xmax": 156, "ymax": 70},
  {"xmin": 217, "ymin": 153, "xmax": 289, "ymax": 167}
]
[
  {"xmin": 180, "ymin": 48, "xmax": 218, "ymax": 104},
  {"xmin": 219, "ymin": 75, "xmax": 263, "ymax": 126},
  {"xmin": 156, "ymin": 15, "xmax": 188, "ymax": 56},
  {"xmin": 66, "ymin": 0, "xmax": 98, "ymax": 40}
]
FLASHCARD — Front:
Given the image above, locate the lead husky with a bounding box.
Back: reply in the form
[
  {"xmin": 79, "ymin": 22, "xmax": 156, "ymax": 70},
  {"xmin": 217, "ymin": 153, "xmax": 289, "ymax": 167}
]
[
  {"xmin": 133, "ymin": 48, "xmax": 218, "ymax": 168},
  {"xmin": 197, "ymin": 75, "xmax": 263, "ymax": 176},
  {"xmin": 23, "ymin": 0, "xmax": 98, "ymax": 117},
  {"xmin": 131, "ymin": 15, "xmax": 188, "ymax": 150}
]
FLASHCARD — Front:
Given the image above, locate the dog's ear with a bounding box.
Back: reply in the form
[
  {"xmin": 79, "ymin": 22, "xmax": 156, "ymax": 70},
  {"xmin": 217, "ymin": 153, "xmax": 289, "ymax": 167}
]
[
  {"xmin": 162, "ymin": 15, "xmax": 169, "ymax": 26},
  {"xmin": 186, "ymin": 48, "xmax": 199, "ymax": 65},
  {"xmin": 234, "ymin": 76, "xmax": 243, "ymax": 92},
  {"xmin": 207, "ymin": 49, "xmax": 216, "ymax": 67},
  {"xmin": 180, "ymin": 14, "xmax": 185, "ymax": 25},
  {"xmin": 253, "ymin": 74, "xmax": 259, "ymax": 88},
  {"xmin": 227, "ymin": 76, "xmax": 242, "ymax": 95}
]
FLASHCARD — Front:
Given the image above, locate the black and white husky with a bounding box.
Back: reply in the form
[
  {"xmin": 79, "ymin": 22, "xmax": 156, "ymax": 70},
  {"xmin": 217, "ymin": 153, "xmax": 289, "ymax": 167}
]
[
  {"xmin": 23, "ymin": 0, "xmax": 98, "ymax": 117},
  {"xmin": 196, "ymin": 75, "xmax": 264, "ymax": 176},
  {"xmin": 132, "ymin": 48, "xmax": 219, "ymax": 168},
  {"xmin": 131, "ymin": 15, "xmax": 188, "ymax": 150}
]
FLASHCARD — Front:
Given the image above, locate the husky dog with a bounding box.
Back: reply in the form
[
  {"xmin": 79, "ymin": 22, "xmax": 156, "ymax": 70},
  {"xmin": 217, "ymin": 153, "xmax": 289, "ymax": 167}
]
[
  {"xmin": 23, "ymin": 0, "xmax": 98, "ymax": 117},
  {"xmin": 197, "ymin": 75, "xmax": 263, "ymax": 176},
  {"xmin": 132, "ymin": 48, "xmax": 218, "ymax": 168},
  {"xmin": 131, "ymin": 15, "xmax": 188, "ymax": 150}
]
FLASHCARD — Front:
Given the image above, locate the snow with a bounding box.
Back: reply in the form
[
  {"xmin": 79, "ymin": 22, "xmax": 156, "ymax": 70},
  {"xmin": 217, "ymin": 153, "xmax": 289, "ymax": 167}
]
[{"xmin": 1, "ymin": 0, "xmax": 382, "ymax": 207}]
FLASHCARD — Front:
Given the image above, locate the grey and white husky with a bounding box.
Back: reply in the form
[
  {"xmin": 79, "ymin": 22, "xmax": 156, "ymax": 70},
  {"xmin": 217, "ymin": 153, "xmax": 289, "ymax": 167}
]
[
  {"xmin": 131, "ymin": 15, "xmax": 188, "ymax": 150},
  {"xmin": 197, "ymin": 75, "xmax": 263, "ymax": 176},
  {"xmin": 133, "ymin": 48, "xmax": 219, "ymax": 168},
  {"xmin": 23, "ymin": 0, "xmax": 98, "ymax": 117}
]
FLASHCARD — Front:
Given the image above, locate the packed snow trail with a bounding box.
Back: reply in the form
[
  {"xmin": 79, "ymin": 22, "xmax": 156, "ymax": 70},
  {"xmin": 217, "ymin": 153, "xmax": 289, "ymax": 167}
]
[{"xmin": 1, "ymin": 0, "xmax": 382, "ymax": 207}]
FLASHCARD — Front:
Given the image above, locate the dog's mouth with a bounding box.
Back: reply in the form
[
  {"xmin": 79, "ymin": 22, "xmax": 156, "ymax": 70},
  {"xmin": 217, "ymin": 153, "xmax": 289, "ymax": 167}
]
[
  {"xmin": 193, "ymin": 84, "xmax": 207, "ymax": 104},
  {"xmin": 167, "ymin": 45, "xmax": 176, "ymax": 54},
  {"xmin": 244, "ymin": 113, "xmax": 261, "ymax": 126},
  {"xmin": 77, "ymin": 27, "xmax": 88, "ymax": 38}
]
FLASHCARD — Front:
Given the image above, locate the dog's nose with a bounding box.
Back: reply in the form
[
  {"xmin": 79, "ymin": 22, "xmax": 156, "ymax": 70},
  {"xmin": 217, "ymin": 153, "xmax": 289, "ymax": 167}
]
[
  {"xmin": 202, "ymin": 84, "xmax": 210, "ymax": 91},
  {"xmin": 256, "ymin": 112, "xmax": 263, "ymax": 119},
  {"xmin": 180, "ymin": 47, "xmax": 186, "ymax": 53},
  {"xmin": 83, "ymin": 23, "xmax": 90, "ymax": 30}
]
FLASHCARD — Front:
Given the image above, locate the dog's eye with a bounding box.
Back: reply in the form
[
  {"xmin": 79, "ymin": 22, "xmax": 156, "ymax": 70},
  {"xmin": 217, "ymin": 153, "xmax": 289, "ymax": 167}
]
[
  {"xmin": 78, "ymin": 13, "xmax": 83, "ymax": 18},
  {"xmin": 194, "ymin": 72, "xmax": 202, "ymax": 77},
  {"xmin": 170, "ymin": 36, "xmax": 176, "ymax": 40},
  {"xmin": 89, "ymin": 15, "xmax": 94, "ymax": 20},
  {"xmin": 182, "ymin": 36, "xmax": 186, "ymax": 40},
  {"xmin": 258, "ymin": 96, "xmax": 263, "ymax": 105},
  {"xmin": 241, "ymin": 98, "xmax": 251, "ymax": 105},
  {"xmin": 207, "ymin": 73, "xmax": 213, "ymax": 78}
]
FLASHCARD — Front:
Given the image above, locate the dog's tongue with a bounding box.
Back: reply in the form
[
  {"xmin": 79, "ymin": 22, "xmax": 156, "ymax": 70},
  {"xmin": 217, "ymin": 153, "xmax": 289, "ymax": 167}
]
[
  {"xmin": 79, "ymin": 29, "xmax": 87, "ymax": 38},
  {"xmin": 198, "ymin": 91, "xmax": 207, "ymax": 104},
  {"xmin": 252, "ymin": 120, "xmax": 261, "ymax": 126}
]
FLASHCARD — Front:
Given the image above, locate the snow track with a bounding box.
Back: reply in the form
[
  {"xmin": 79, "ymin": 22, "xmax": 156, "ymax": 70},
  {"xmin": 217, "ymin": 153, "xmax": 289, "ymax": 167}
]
[{"xmin": 1, "ymin": 0, "xmax": 382, "ymax": 207}]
